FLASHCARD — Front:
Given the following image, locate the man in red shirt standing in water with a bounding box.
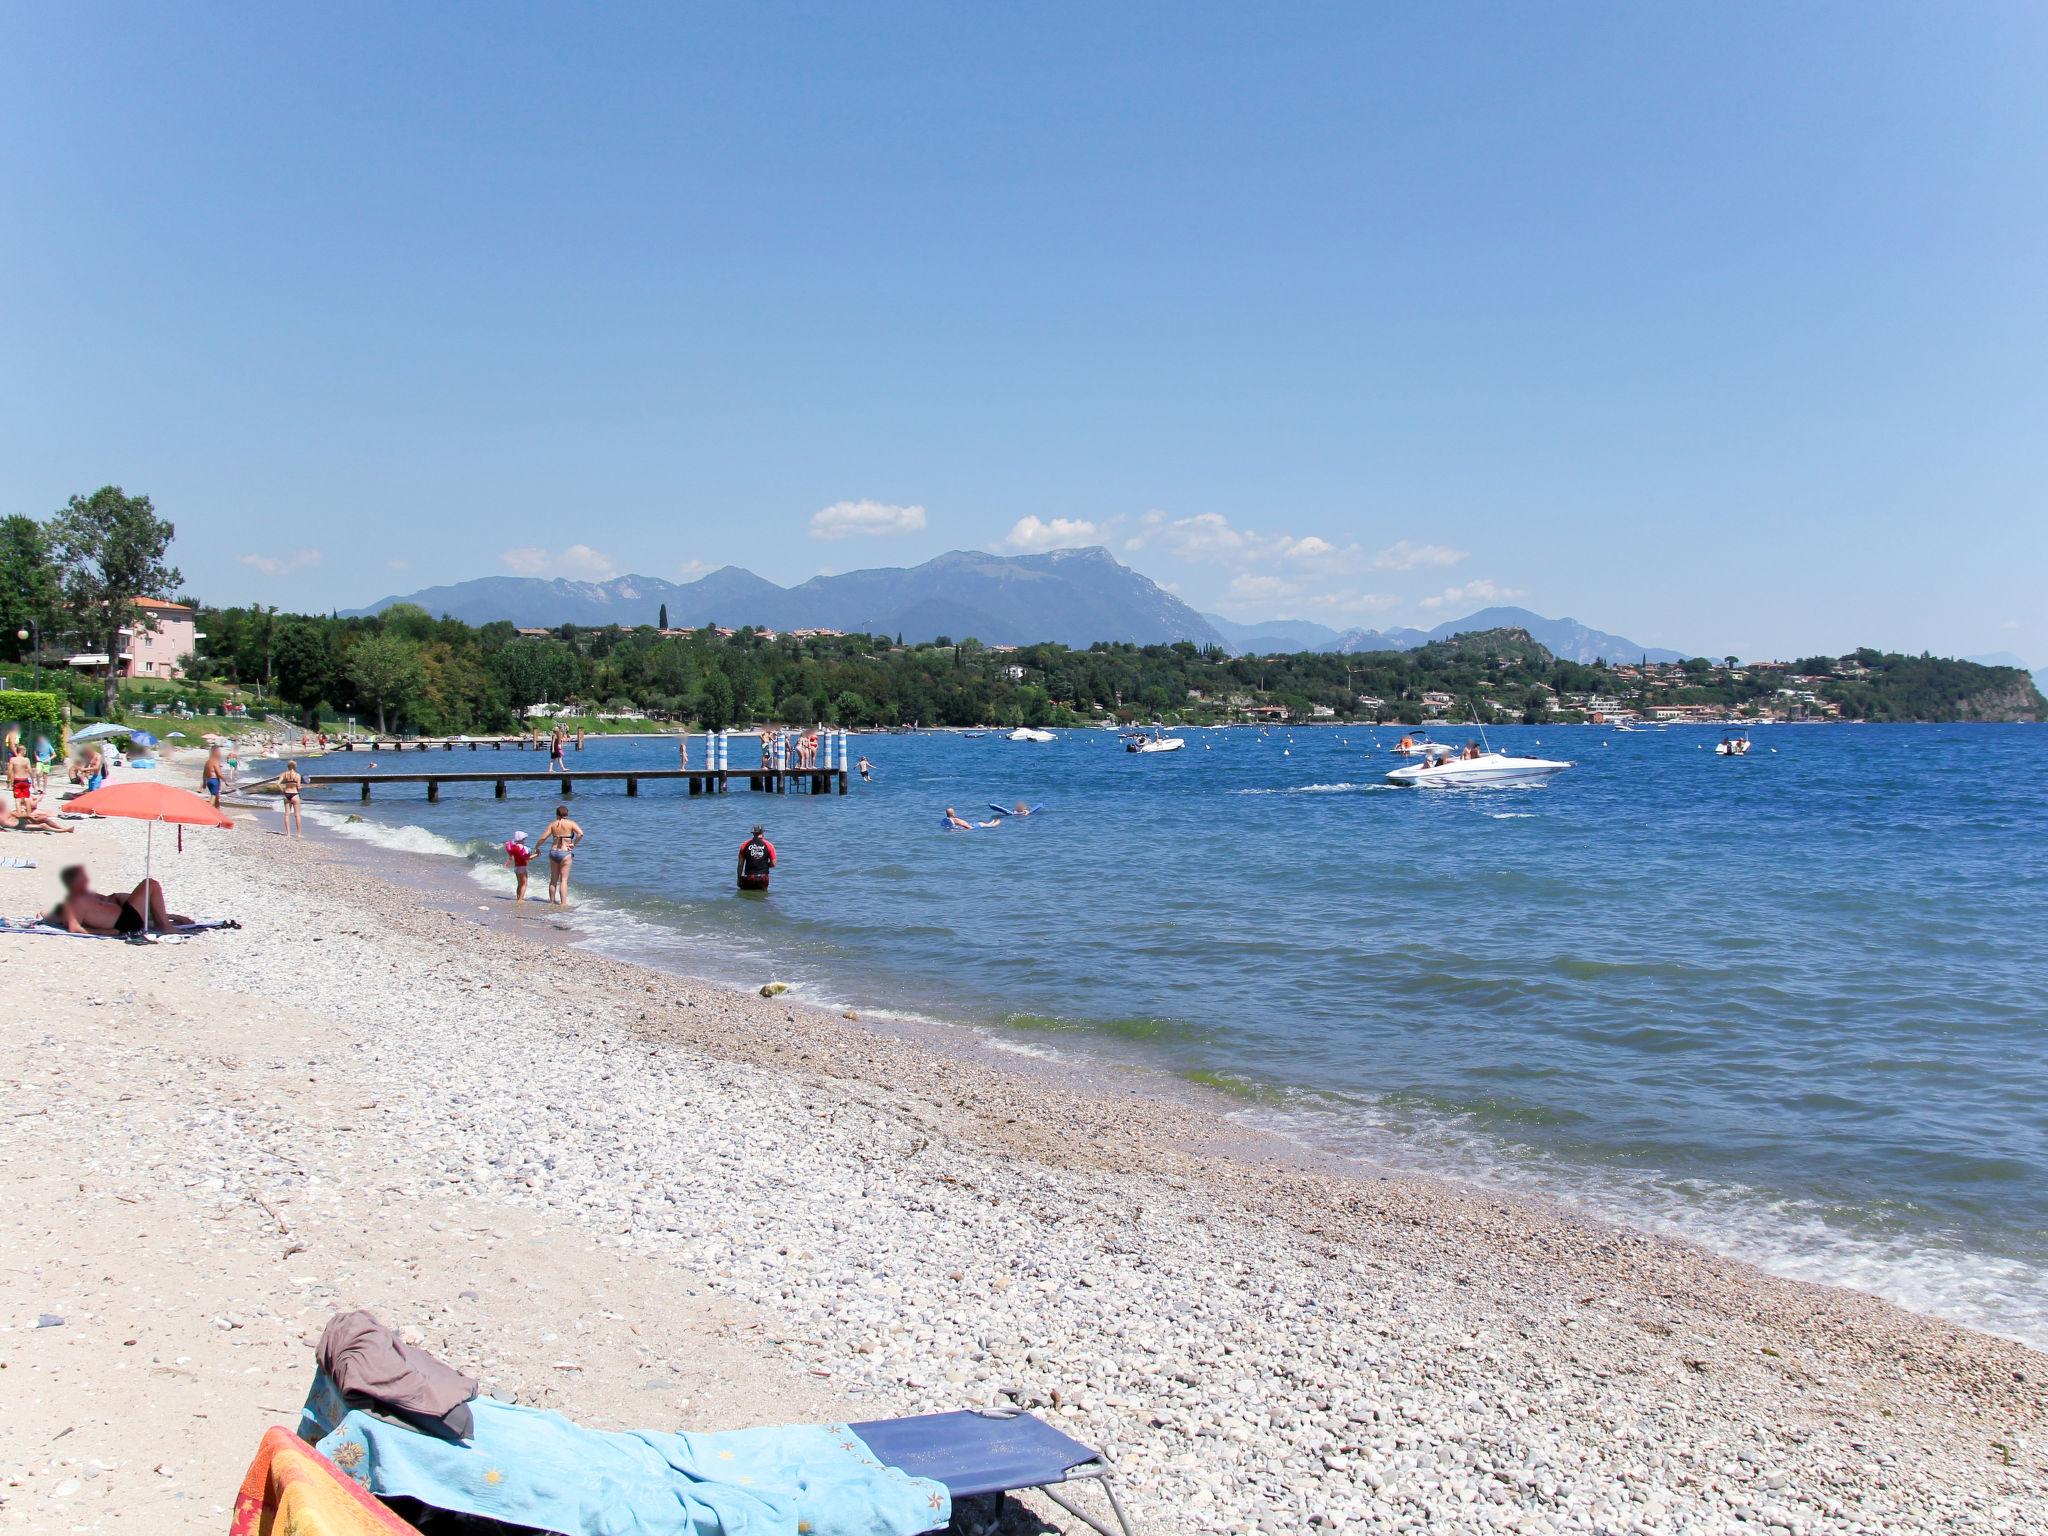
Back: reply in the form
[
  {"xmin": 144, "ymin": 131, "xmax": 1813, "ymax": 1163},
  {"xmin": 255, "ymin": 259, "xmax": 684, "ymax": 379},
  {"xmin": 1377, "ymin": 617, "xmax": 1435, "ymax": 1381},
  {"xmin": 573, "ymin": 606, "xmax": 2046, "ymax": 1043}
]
[{"xmin": 737, "ymin": 824, "xmax": 776, "ymax": 892}]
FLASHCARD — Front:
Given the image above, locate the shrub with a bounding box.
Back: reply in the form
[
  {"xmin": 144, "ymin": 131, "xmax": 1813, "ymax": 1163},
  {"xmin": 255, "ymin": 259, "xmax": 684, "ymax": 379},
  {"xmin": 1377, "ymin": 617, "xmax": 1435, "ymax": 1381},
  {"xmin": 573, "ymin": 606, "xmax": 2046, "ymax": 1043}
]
[{"xmin": 0, "ymin": 689, "xmax": 65, "ymax": 752}]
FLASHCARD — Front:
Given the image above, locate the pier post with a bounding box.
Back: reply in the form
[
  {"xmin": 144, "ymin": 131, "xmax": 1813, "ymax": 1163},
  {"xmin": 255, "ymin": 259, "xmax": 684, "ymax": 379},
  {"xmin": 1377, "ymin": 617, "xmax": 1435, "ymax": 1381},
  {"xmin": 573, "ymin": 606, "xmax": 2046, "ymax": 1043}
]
[
  {"xmin": 428, "ymin": 780, "xmax": 439, "ymax": 802},
  {"xmin": 838, "ymin": 769, "xmax": 847, "ymax": 795},
  {"xmin": 626, "ymin": 777, "xmax": 638, "ymax": 797},
  {"xmin": 560, "ymin": 776, "xmax": 572, "ymax": 797},
  {"xmin": 494, "ymin": 780, "xmax": 505, "ymax": 798},
  {"xmin": 360, "ymin": 781, "xmax": 371, "ymax": 802}
]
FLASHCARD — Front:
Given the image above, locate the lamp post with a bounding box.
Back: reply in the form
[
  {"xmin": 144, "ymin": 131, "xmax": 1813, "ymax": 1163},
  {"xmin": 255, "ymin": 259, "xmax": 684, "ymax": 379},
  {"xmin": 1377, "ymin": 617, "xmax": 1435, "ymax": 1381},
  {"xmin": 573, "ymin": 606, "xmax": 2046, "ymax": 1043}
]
[{"xmin": 15, "ymin": 621, "xmax": 39, "ymax": 691}]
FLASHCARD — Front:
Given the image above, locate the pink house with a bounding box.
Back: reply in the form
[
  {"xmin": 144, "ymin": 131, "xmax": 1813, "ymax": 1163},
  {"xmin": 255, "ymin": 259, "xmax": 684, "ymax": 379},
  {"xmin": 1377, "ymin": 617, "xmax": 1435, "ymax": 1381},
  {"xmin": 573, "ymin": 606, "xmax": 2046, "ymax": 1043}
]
[{"xmin": 119, "ymin": 598, "xmax": 203, "ymax": 680}]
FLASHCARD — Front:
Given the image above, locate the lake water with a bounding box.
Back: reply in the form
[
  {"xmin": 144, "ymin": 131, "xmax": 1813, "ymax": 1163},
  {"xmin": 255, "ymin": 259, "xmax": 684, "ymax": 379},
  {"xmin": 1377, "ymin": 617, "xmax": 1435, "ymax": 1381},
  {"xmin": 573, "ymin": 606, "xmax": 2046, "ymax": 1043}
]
[{"xmin": 297, "ymin": 722, "xmax": 2048, "ymax": 1349}]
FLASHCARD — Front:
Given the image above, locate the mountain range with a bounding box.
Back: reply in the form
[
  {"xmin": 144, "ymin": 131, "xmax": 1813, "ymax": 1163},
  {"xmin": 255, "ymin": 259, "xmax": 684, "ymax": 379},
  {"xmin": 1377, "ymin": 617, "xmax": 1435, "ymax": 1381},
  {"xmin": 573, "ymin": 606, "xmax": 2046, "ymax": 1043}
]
[
  {"xmin": 1202, "ymin": 609, "xmax": 1691, "ymax": 663},
  {"xmin": 353, "ymin": 546, "xmax": 1689, "ymax": 661}
]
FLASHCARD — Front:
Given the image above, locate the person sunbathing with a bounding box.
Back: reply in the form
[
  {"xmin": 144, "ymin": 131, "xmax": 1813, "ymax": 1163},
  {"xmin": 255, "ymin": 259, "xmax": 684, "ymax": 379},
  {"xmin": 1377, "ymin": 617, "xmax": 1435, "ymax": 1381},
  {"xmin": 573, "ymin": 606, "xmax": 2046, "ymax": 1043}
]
[
  {"xmin": 48, "ymin": 865, "xmax": 189, "ymax": 935},
  {"xmin": 1, "ymin": 797, "xmax": 74, "ymax": 833}
]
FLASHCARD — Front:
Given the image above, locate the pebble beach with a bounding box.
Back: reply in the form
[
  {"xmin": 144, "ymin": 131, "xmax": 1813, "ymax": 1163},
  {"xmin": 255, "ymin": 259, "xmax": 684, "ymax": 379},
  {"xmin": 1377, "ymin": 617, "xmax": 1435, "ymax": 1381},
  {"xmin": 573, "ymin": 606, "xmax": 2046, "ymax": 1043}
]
[{"xmin": 2, "ymin": 762, "xmax": 2043, "ymax": 1534}]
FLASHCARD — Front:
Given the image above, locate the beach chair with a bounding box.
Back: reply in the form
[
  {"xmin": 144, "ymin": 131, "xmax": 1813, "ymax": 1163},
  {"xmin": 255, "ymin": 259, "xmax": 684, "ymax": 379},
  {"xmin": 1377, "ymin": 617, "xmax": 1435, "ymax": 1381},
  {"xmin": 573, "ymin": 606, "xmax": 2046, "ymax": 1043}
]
[{"xmin": 853, "ymin": 1407, "xmax": 1139, "ymax": 1536}]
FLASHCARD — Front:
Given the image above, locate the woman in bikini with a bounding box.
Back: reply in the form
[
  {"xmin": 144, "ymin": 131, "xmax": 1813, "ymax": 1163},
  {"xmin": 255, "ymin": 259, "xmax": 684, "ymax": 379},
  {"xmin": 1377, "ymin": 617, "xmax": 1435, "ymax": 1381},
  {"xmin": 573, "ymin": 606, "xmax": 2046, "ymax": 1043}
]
[
  {"xmin": 277, "ymin": 760, "xmax": 304, "ymax": 838},
  {"xmin": 537, "ymin": 803, "xmax": 585, "ymax": 905}
]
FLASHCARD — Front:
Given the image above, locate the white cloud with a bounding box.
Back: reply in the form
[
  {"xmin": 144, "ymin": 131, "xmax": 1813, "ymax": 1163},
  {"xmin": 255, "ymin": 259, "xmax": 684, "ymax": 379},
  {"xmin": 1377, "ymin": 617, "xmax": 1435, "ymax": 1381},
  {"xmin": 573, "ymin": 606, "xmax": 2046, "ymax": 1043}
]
[
  {"xmin": 1298, "ymin": 590, "xmax": 1402, "ymax": 617},
  {"xmin": 1227, "ymin": 573, "xmax": 1302, "ymax": 602},
  {"xmin": 1419, "ymin": 578, "xmax": 1525, "ymax": 611},
  {"xmin": 501, "ymin": 544, "xmax": 618, "ymax": 580},
  {"xmin": 809, "ymin": 499, "xmax": 927, "ymax": 540},
  {"xmin": 1004, "ymin": 515, "xmax": 1100, "ymax": 551},
  {"xmin": 1374, "ymin": 540, "xmax": 1467, "ymax": 572},
  {"xmin": 677, "ymin": 558, "xmax": 709, "ymax": 579},
  {"xmin": 386, "ymin": 557, "xmax": 409, "ymax": 571},
  {"xmin": 1124, "ymin": 510, "xmax": 1368, "ymax": 573},
  {"xmin": 237, "ymin": 548, "xmax": 322, "ymax": 578}
]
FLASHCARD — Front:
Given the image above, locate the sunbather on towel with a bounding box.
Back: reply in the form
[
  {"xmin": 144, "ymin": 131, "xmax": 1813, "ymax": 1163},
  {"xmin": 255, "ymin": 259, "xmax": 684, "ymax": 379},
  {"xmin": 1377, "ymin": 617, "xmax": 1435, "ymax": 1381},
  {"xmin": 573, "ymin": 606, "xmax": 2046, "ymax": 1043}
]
[
  {"xmin": 48, "ymin": 865, "xmax": 190, "ymax": 935},
  {"xmin": 1, "ymin": 798, "xmax": 74, "ymax": 833}
]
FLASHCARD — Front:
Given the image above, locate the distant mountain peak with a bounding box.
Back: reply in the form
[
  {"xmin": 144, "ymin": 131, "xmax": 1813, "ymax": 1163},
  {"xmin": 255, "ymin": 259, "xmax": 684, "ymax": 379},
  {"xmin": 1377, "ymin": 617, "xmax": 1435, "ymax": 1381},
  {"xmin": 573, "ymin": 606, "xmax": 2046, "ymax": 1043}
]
[{"xmin": 346, "ymin": 546, "xmax": 1221, "ymax": 648}]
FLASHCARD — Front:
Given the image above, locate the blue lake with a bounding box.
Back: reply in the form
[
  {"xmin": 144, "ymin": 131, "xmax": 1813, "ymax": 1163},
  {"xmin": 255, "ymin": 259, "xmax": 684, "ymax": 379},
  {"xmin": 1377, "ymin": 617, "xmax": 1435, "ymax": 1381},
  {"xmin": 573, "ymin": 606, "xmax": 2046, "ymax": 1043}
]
[{"xmin": 301, "ymin": 722, "xmax": 2048, "ymax": 1348}]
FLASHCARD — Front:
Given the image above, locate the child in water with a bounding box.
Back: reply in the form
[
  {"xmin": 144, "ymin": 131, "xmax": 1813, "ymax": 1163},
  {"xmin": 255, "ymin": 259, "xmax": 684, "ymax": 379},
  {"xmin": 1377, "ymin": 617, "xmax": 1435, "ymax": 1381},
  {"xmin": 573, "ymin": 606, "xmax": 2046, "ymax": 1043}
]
[{"xmin": 504, "ymin": 830, "xmax": 533, "ymax": 902}]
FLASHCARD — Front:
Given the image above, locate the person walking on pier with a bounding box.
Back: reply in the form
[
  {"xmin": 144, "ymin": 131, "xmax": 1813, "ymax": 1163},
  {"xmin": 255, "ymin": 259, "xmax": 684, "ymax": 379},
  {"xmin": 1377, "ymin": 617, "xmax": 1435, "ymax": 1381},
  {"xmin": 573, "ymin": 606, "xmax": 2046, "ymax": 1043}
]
[
  {"xmin": 539, "ymin": 803, "xmax": 584, "ymax": 905},
  {"xmin": 549, "ymin": 725, "xmax": 568, "ymax": 770},
  {"xmin": 677, "ymin": 730, "xmax": 690, "ymax": 770}
]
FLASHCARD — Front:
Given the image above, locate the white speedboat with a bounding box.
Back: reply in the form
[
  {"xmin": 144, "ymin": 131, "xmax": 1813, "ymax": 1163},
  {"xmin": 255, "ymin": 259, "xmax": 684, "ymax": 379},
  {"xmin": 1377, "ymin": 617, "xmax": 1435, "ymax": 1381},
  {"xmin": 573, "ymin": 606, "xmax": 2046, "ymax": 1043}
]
[
  {"xmin": 1385, "ymin": 749, "xmax": 1571, "ymax": 787},
  {"xmin": 1008, "ymin": 727, "xmax": 1056, "ymax": 743},
  {"xmin": 1124, "ymin": 728, "xmax": 1185, "ymax": 754},
  {"xmin": 1389, "ymin": 731, "xmax": 1448, "ymax": 757},
  {"xmin": 1714, "ymin": 730, "xmax": 1751, "ymax": 757}
]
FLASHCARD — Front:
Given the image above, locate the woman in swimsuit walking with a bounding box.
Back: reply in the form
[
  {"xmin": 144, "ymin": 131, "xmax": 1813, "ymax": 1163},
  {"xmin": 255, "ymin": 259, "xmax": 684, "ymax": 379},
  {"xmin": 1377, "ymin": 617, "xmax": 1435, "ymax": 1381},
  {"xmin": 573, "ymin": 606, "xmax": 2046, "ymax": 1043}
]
[
  {"xmin": 277, "ymin": 760, "xmax": 304, "ymax": 839},
  {"xmin": 538, "ymin": 802, "xmax": 585, "ymax": 905}
]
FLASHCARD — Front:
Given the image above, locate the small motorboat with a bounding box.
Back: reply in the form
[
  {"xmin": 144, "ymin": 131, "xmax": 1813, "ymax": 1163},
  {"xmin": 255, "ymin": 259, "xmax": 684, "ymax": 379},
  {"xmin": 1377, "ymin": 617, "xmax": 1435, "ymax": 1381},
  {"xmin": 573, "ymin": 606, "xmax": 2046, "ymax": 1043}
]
[
  {"xmin": 1124, "ymin": 728, "xmax": 1185, "ymax": 754},
  {"xmin": 1008, "ymin": 727, "xmax": 1056, "ymax": 743},
  {"xmin": 1389, "ymin": 730, "xmax": 1447, "ymax": 757},
  {"xmin": 1385, "ymin": 746, "xmax": 1570, "ymax": 788},
  {"xmin": 1715, "ymin": 731, "xmax": 1751, "ymax": 757}
]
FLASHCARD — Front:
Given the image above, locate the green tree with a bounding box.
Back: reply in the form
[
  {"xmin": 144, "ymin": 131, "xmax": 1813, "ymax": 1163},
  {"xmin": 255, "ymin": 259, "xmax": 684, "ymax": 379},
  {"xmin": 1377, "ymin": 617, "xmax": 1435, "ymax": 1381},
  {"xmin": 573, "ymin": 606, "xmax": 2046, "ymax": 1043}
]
[
  {"xmin": 0, "ymin": 515, "xmax": 60, "ymax": 664},
  {"xmin": 344, "ymin": 632, "xmax": 423, "ymax": 732},
  {"xmin": 273, "ymin": 623, "xmax": 338, "ymax": 718},
  {"xmin": 47, "ymin": 486, "xmax": 182, "ymax": 714},
  {"xmin": 696, "ymin": 673, "xmax": 737, "ymax": 731},
  {"xmin": 658, "ymin": 602, "xmax": 669, "ymax": 629}
]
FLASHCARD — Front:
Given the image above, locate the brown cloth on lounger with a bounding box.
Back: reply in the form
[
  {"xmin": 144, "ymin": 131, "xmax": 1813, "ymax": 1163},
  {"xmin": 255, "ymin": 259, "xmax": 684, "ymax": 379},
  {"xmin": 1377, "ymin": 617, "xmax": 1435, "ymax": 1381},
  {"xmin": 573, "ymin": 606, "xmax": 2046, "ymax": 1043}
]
[{"xmin": 318, "ymin": 1309, "xmax": 478, "ymax": 1440}]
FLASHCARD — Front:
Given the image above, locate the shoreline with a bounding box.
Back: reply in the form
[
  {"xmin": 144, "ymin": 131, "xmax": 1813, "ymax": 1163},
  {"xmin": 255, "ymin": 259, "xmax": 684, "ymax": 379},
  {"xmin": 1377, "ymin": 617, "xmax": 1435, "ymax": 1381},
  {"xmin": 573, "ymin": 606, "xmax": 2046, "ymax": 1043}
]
[
  {"xmin": 291, "ymin": 774, "xmax": 2048, "ymax": 1356},
  {"xmin": 3, "ymin": 762, "xmax": 2042, "ymax": 1532}
]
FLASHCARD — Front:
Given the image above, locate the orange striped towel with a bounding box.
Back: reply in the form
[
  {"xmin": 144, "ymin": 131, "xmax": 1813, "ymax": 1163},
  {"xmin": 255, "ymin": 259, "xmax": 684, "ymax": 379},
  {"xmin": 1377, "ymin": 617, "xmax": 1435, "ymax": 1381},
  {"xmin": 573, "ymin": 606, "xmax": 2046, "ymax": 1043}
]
[{"xmin": 230, "ymin": 1426, "xmax": 420, "ymax": 1536}]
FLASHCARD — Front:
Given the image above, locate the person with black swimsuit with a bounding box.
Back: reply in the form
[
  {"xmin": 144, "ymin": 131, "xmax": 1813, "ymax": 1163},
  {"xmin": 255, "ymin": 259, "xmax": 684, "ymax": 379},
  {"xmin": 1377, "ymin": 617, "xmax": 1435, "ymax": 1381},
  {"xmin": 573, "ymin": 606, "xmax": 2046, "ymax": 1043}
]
[{"xmin": 48, "ymin": 864, "xmax": 190, "ymax": 936}]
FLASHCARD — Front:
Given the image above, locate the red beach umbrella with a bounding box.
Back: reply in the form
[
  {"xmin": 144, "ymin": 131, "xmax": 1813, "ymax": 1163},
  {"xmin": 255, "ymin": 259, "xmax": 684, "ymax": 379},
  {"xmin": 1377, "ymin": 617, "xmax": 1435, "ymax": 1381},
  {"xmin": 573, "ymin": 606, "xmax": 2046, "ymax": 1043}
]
[{"xmin": 65, "ymin": 781, "xmax": 233, "ymax": 935}]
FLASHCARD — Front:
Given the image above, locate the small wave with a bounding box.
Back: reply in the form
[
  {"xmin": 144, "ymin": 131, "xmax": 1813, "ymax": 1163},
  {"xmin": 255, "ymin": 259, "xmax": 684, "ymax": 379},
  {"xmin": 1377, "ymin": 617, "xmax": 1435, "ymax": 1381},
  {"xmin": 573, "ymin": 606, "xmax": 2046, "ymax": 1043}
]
[
  {"xmin": 304, "ymin": 804, "xmax": 481, "ymax": 862},
  {"xmin": 1232, "ymin": 782, "xmax": 1390, "ymax": 796}
]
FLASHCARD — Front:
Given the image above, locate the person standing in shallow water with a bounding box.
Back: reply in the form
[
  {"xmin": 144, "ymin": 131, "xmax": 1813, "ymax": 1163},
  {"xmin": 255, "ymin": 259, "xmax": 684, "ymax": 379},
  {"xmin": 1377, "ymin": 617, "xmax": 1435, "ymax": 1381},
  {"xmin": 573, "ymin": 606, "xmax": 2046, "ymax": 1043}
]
[
  {"xmin": 538, "ymin": 803, "xmax": 584, "ymax": 904},
  {"xmin": 737, "ymin": 824, "xmax": 775, "ymax": 891}
]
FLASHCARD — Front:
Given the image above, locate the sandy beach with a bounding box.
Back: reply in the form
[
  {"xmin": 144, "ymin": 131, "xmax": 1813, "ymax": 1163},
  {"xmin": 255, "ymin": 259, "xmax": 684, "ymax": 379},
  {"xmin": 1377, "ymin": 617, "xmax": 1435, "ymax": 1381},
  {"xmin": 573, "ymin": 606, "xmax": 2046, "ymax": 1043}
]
[{"xmin": 2, "ymin": 756, "xmax": 2042, "ymax": 1535}]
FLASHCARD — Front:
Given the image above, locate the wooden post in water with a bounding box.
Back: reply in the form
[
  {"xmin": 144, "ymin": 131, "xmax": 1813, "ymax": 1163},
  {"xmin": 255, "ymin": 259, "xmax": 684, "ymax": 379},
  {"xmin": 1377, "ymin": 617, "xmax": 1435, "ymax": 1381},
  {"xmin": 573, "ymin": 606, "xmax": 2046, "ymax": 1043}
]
[
  {"xmin": 560, "ymin": 776, "xmax": 572, "ymax": 797},
  {"xmin": 494, "ymin": 780, "xmax": 506, "ymax": 798},
  {"xmin": 360, "ymin": 781, "xmax": 371, "ymax": 801},
  {"xmin": 626, "ymin": 777, "xmax": 638, "ymax": 797},
  {"xmin": 427, "ymin": 780, "xmax": 439, "ymax": 801}
]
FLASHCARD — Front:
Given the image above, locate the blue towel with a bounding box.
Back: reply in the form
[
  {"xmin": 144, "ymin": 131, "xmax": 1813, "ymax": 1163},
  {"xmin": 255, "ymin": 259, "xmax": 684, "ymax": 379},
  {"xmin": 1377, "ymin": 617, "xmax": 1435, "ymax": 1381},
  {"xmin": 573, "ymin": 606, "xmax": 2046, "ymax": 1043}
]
[{"xmin": 299, "ymin": 1373, "xmax": 948, "ymax": 1536}]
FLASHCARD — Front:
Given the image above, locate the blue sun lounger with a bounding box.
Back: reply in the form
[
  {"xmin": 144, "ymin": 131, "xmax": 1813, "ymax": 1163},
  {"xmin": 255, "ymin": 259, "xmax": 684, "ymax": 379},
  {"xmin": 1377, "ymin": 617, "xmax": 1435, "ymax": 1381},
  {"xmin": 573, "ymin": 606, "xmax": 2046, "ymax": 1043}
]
[{"xmin": 854, "ymin": 1407, "xmax": 1138, "ymax": 1536}]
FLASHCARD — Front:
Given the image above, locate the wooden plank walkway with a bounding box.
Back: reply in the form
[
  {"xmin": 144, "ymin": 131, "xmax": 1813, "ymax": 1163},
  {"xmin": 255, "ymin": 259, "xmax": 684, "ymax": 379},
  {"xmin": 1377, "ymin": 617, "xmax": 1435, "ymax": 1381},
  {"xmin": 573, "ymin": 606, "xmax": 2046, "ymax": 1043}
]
[
  {"xmin": 328, "ymin": 737, "xmax": 567, "ymax": 752},
  {"xmin": 304, "ymin": 768, "xmax": 849, "ymax": 800}
]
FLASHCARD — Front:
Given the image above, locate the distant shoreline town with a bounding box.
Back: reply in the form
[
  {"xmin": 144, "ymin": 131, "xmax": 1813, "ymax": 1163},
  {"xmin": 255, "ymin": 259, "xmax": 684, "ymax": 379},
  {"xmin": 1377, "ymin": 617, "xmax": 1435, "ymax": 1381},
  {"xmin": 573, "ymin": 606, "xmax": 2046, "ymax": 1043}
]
[{"xmin": 12, "ymin": 602, "xmax": 2041, "ymax": 738}]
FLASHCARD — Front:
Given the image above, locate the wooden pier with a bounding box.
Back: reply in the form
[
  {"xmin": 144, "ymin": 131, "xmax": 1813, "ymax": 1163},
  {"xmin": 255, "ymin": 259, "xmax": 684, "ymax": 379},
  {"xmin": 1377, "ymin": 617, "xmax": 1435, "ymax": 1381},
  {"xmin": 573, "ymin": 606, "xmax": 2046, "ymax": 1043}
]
[
  {"xmin": 304, "ymin": 768, "xmax": 849, "ymax": 801},
  {"xmin": 328, "ymin": 737, "xmax": 562, "ymax": 752}
]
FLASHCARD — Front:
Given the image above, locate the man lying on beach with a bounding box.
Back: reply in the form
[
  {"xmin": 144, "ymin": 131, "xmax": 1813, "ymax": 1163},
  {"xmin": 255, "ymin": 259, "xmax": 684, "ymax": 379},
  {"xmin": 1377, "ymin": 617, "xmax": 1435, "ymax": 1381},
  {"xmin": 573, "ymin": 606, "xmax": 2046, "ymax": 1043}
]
[
  {"xmin": 1, "ymin": 796, "xmax": 75, "ymax": 833},
  {"xmin": 47, "ymin": 865, "xmax": 190, "ymax": 935}
]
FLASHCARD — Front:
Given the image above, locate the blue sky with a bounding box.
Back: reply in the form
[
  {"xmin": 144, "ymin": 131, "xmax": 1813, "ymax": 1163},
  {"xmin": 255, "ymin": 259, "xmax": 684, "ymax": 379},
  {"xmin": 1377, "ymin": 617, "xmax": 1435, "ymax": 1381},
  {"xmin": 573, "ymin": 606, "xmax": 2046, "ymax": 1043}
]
[{"xmin": 4, "ymin": 5, "xmax": 2044, "ymax": 662}]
